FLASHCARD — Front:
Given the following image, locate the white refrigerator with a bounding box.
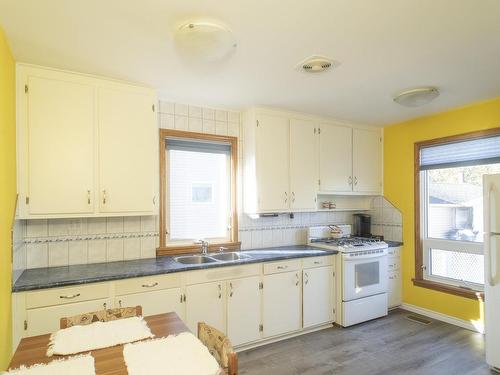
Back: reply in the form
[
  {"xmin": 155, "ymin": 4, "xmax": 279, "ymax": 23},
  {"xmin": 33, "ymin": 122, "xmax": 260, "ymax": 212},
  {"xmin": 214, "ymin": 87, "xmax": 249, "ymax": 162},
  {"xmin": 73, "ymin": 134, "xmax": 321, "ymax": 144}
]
[{"xmin": 484, "ymin": 173, "xmax": 500, "ymax": 371}]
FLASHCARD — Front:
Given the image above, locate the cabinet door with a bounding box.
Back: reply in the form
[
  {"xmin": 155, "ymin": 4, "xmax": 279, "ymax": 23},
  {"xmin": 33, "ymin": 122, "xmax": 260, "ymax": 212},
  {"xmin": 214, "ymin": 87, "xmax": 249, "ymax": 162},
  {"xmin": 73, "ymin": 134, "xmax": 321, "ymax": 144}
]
[
  {"xmin": 388, "ymin": 270, "xmax": 402, "ymax": 308},
  {"xmin": 303, "ymin": 266, "xmax": 334, "ymax": 328},
  {"xmin": 27, "ymin": 76, "xmax": 95, "ymax": 214},
  {"xmin": 227, "ymin": 276, "xmax": 261, "ymax": 346},
  {"xmin": 115, "ymin": 288, "xmax": 184, "ymax": 319},
  {"xmin": 26, "ymin": 298, "xmax": 110, "ymax": 337},
  {"xmin": 290, "ymin": 119, "xmax": 318, "ymax": 210},
  {"xmin": 263, "ymin": 271, "xmax": 301, "ymax": 337},
  {"xmin": 319, "ymin": 124, "xmax": 353, "ymax": 192},
  {"xmin": 352, "ymin": 128, "xmax": 382, "ymax": 193},
  {"xmin": 185, "ymin": 281, "xmax": 225, "ymax": 333},
  {"xmin": 98, "ymin": 86, "xmax": 156, "ymax": 213},
  {"xmin": 256, "ymin": 114, "xmax": 290, "ymax": 211}
]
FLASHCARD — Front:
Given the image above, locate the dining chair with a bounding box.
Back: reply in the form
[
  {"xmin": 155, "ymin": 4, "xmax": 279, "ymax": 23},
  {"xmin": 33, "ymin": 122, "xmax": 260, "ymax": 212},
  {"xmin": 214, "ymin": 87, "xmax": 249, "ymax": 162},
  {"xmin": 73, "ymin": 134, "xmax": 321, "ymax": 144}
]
[
  {"xmin": 60, "ymin": 305, "xmax": 143, "ymax": 329},
  {"xmin": 197, "ymin": 322, "xmax": 238, "ymax": 375}
]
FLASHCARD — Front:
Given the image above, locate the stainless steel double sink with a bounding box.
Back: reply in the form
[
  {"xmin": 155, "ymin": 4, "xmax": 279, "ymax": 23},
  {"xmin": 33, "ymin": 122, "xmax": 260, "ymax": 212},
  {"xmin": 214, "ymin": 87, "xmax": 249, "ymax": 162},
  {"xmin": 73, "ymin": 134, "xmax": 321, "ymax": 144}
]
[{"xmin": 174, "ymin": 251, "xmax": 253, "ymax": 265}]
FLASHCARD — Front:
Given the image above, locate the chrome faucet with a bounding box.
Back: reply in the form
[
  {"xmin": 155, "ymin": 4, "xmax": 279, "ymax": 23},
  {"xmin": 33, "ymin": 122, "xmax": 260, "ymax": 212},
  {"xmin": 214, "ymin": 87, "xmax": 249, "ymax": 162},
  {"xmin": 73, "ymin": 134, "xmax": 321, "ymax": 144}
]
[{"xmin": 195, "ymin": 240, "xmax": 209, "ymax": 254}]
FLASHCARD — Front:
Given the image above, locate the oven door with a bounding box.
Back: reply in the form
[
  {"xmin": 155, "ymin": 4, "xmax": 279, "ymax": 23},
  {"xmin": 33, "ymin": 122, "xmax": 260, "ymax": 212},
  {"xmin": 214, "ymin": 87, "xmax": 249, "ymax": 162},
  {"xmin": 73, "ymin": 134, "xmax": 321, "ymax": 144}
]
[{"xmin": 343, "ymin": 253, "xmax": 388, "ymax": 301}]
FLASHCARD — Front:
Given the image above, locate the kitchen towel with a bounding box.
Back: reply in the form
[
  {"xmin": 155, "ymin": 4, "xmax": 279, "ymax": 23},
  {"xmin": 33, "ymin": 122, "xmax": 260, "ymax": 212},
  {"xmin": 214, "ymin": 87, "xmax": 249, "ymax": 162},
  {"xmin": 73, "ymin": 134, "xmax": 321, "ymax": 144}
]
[
  {"xmin": 5, "ymin": 354, "xmax": 95, "ymax": 375},
  {"xmin": 123, "ymin": 332, "xmax": 222, "ymax": 375},
  {"xmin": 47, "ymin": 316, "xmax": 154, "ymax": 356}
]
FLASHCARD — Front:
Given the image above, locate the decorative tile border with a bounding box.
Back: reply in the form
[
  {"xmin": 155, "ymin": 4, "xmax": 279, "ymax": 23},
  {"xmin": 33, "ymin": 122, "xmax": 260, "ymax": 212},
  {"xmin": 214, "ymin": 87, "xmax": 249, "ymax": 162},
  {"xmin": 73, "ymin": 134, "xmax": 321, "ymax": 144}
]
[{"xmin": 23, "ymin": 232, "xmax": 159, "ymax": 245}]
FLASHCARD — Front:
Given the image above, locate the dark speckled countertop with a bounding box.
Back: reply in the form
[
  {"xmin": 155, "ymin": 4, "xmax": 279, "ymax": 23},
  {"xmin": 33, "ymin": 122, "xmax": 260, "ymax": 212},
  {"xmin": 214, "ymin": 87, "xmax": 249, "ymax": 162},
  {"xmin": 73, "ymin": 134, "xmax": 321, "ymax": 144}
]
[
  {"xmin": 13, "ymin": 245, "xmax": 338, "ymax": 292},
  {"xmin": 386, "ymin": 241, "xmax": 403, "ymax": 248}
]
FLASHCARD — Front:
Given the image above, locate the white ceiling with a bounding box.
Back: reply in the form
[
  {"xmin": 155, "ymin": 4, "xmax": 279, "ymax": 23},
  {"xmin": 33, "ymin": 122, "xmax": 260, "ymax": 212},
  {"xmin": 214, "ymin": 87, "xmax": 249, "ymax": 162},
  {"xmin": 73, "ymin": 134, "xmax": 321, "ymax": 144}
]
[{"xmin": 1, "ymin": 0, "xmax": 499, "ymax": 126}]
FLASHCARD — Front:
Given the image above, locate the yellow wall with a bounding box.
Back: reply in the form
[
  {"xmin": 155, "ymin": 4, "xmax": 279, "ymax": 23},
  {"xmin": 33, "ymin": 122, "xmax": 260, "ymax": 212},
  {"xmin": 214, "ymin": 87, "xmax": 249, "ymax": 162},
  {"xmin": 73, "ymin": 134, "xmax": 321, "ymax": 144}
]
[
  {"xmin": 0, "ymin": 27, "xmax": 16, "ymax": 370},
  {"xmin": 384, "ymin": 97, "xmax": 500, "ymax": 323}
]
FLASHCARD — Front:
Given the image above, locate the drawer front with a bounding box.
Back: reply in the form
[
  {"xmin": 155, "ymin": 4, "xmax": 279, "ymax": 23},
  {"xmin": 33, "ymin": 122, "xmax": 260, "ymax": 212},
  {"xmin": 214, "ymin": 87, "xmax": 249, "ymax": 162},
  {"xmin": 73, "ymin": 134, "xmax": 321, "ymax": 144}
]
[
  {"xmin": 115, "ymin": 288, "xmax": 184, "ymax": 318},
  {"xmin": 26, "ymin": 283, "xmax": 110, "ymax": 309},
  {"xmin": 302, "ymin": 256, "xmax": 333, "ymax": 269},
  {"xmin": 185, "ymin": 264, "xmax": 260, "ymax": 285},
  {"xmin": 388, "ymin": 258, "xmax": 400, "ymax": 272},
  {"xmin": 263, "ymin": 259, "xmax": 300, "ymax": 275},
  {"xmin": 388, "ymin": 270, "xmax": 401, "ymax": 288},
  {"xmin": 115, "ymin": 274, "xmax": 182, "ymax": 296},
  {"xmin": 387, "ymin": 247, "xmax": 401, "ymax": 257},
  {"xmin": 26, "ymin": 298, "xmax": 111, "ymax": 337}
]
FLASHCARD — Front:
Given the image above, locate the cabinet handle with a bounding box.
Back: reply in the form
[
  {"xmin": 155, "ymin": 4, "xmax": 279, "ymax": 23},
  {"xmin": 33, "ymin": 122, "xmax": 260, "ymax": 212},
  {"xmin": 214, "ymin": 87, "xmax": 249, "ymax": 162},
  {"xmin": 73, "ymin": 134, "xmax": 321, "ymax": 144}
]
[
  {"xmin": 284, "ymin": 192, "xmax": 288, "ymax": 203},
  {"xmin": 103, "ymin": 302, "xmax": 107, "ymax": 310},
  {"xmin": 102, "ymin": 190, "xmax": 107, "ymax": 204},
  {"xmin": 291, "ymin": 192, "xmax": 295, "ymax": 203},
  {"xmin": 87, "ymin": 190, "xmax": 91, "ymax": 205},
  {"xmin": 118, "ymin": 300, "xmax": 122, "ymax": 308},
  {"xmin": 142, "ymin": 282, "xmax": 158, "ymax": 288},
  {"xmin": 295, "ymin": 273, "xmax": 299, "ymax": 286},
  {"xmin": 59, "ymin": 293, "xmax": 80, "ymax": 299},
  {"xmin": 354, "ymin": 176, "xmax": 358, "ymax": 186},
  {"xmin": 218, "ymin": 284, "xmax": 222, "ymax": 299},
  {"xmin": 180, "ymin": 294, "xmax": 183, "ymax": 303},
  {"xmin": 277, "ymin": 265, "xmax": 288, "ymax": 270},
  {"xmin": 314, "ymin": 261, "xmax": 321, "ymax": 265},
  {"xmin": 229, "ymin": 282, "xmax": 233, "ymax": 297},
  {"xmin": 304, "ymin": 272, "xmax": 309, "ymax": 285},
  {"xmin": 348, "ymin": 176, "xmax": 353, "ymax": 185}
]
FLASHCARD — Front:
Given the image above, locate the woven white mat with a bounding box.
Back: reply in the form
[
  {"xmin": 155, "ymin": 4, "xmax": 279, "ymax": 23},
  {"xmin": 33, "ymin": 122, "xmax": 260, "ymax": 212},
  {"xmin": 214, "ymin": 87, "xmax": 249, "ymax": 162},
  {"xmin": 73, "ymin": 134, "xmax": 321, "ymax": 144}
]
[
  {"xmin": 5, "ymin": 354, "xmax": 95, "ymax": 375},
  {"xmin": 123, "ymin": 332, "xmax": 222, "ymax": 375},
  {"xmin": 47, "ymin": 316, "xmax": 154, "ymax": 356}
]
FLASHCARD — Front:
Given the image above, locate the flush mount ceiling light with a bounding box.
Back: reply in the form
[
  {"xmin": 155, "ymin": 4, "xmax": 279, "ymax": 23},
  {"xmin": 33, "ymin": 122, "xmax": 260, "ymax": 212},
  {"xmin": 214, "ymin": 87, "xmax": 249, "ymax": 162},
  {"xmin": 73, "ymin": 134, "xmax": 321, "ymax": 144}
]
[
  {"xmin": 393, "ymin": 87, "xmax": 440, "ymax": 107},
  {"xmin": 174, "ymin": 22, "xmax": 237, "ymax": 63},
  {"xmin": 297, "ymin": 55, "xmax": 339, "ymax": 73}
]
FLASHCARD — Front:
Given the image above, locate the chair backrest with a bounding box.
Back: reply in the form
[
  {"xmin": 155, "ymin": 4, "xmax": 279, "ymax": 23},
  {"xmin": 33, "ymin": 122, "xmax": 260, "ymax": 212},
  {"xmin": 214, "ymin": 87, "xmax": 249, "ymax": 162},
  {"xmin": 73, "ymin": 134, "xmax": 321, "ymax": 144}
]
[
  {"xmin": 198, "ymin": 322, "xmax": 238, "ymax": 375},
  {"xmin": 60, "ymin": 305, "xmax": 143, "ymax": 329}
]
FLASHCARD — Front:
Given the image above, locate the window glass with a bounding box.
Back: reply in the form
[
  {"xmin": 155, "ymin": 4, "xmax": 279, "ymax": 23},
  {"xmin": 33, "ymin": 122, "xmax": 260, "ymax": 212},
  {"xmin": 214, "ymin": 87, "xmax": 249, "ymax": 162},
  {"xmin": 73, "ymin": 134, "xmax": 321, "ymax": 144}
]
[
  {"xmin": 430, "ymin": 249, "xmax": 484, "ymax": 285},
  {"xmin": 168, "ymin": 148, "xmax": 230, "ymax": 241},
  {"xmin": 426, "ymin": 164, "xmax": 500, "ymax": 242}
]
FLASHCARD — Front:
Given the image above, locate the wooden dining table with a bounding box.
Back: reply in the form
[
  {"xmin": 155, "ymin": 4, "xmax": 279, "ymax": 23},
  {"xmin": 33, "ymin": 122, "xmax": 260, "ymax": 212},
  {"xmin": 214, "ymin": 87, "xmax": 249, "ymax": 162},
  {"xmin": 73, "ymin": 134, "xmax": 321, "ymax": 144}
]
[{"xmin": 8, "ymin": 312, "xmax": 190, "ymax": 374}]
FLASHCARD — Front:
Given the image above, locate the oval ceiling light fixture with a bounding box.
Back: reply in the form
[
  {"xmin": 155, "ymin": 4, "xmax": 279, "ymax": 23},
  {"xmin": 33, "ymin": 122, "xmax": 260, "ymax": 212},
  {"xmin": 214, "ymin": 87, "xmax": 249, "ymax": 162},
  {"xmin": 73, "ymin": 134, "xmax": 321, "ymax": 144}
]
[
  {"xmin": 174, "ymin": 22, "xmax": 237, "ymax": 63},
  {"xmin": 393, "ymin": 87, "xmax": 440, "ymax": 107},
  {"xmin": 297, "ymin": 55, "xmax": 339, "ymax": 74}
]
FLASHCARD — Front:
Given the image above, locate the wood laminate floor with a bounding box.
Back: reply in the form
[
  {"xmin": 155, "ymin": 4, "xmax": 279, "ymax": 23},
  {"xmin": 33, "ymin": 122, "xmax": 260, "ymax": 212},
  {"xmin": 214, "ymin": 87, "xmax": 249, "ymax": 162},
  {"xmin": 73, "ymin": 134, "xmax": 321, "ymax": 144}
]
[{"xmin": 239, "ymin": 309, "xmax": 493, "ymax": 375}]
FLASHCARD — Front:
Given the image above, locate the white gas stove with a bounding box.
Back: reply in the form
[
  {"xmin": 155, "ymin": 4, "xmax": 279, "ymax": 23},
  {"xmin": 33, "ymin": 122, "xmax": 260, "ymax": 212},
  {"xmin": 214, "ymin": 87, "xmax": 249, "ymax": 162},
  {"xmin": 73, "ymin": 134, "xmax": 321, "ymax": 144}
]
[
  {"xmin": 307, "ymin": 225, "xmax": 388, "ymax": 253},
  {"xmin": 308, "ymin": 225, "xmax": 389, "ymax": 327}
]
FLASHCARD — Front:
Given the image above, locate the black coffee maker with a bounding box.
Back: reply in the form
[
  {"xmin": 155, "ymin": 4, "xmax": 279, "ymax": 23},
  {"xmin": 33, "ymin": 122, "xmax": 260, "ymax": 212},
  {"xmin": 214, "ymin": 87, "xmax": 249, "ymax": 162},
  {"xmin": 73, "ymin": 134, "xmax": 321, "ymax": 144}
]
[{"xmin": 353, "ymin": 214, "xmax": 371, "ymax": 237}]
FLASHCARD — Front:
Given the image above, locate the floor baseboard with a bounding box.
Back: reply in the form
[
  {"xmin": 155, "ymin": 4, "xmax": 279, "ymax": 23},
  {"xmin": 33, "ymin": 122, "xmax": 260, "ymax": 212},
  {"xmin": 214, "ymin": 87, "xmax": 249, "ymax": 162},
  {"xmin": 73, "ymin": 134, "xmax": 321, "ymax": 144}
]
[{"xmin": 400, "ymin": 303, "xmax": 484, "ymax": 334}]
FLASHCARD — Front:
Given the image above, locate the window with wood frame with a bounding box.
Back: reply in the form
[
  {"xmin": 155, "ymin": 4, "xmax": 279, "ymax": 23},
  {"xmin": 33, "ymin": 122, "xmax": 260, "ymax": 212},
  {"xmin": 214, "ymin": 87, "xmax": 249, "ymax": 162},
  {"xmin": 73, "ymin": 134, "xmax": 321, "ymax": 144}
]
[
  {"xmin": 414, "ymin": 128, "xmax": 500, "ymax": 299},
  {"xmin": 158, "ymin": 129, "xmax": 239, "ymax": 256}
]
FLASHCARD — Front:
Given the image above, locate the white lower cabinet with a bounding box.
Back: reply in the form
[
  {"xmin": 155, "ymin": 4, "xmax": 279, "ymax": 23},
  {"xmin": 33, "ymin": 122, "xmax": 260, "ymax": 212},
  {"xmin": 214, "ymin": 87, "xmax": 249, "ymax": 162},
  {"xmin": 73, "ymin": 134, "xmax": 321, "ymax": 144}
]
[
  {"xmin": 387, "ymin": 246, "xmax": 402, "ymax": 308},
  {"xmin": 185, "ymin": 281, "xmax": 225, "ymax": 334},
  {"xmin": 26, "ymin": 298, "xmax": 111, "ymax": 337},
  {"xmin": 262, "ymin": 270, "xmax": 302, "ymax": 337},
  {"xmin": 14, "ymin": 256, "xmax": 336, "ymax": 352},
  {"xmin": 115, "ymin": 288, "xmax": 183, "ymax": 319},
  {"xmin": 227, "ymin": 276, "xmax": 262, "ymax": 346},
  {"xmin": 303, "ymin": 266, "xmax": 334, "ymax": 328}
]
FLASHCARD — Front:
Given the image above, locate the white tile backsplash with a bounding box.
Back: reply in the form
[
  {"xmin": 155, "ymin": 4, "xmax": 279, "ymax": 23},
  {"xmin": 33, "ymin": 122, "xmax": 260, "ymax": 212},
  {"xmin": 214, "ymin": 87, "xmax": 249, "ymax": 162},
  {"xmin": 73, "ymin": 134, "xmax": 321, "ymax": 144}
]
[
  {"xmin": 106, "ymin": 217, "xmax": 124, "ymax": 233},
  {"xmin": 68, "ymin": 242, "xmax": 88, "ymax": 265},
  {"xmin": 88, "ymin": 240, "xmax": 107, "ymax": 264},
  {"xmin": 87, "ymin": 217, "xmax": 106, "ymax": 234},
  {"xmin": 27, "ymin": 243, "xmax": 48, "ymax": 268},
  {"xmin": 215, "ymin": 121, "xmax": 228, "ymax": 136},
  {"xmin": 124, "ymin": 238, "xmax": 141, "ymax": 260},
  {"xmin": 48, "ymin": 242, "xmax": 69, "ymax": 267},
  {"xmin": 188, "ymin": 117, "xmax": 203, "ymax": 133},
  {"xmin": 174, "ymin": 115, "xmax": 188, "ymax": 130},
  {"xmin": 174, "ymin": 103, "xmax": 188, "ymax": 116},
  {"xmin": 202, "ymin": 119, "xmax": 216, "ymax": 134},
  {"xmin": 202, "ymin": 107, "xmax": 215, "ymax": 120},
  {"xmin": 106, "ymin": 239, "xmax": 124, "ymax": 262},
  {"xmin": 26, "ymin": 219, "xmax": 47, "ymax": 238},
  {"xmin": 188, "ymin": 105, "xmax": 202, "ymax": 118},
  {"xmin": 123, "ymin": 216, "xmax": 141, "ymax": 233}
]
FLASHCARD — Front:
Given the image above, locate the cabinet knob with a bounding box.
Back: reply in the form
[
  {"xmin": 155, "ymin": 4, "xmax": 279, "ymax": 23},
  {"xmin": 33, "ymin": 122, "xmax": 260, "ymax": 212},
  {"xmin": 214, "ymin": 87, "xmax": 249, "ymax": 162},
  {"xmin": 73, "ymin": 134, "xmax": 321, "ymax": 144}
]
[
  {"xmin": 87, "ymin": 190, "xmax": 91, "ymax": 205},
  {"xmin": 295, "ymin": 273, "xmax": 299, "ymax": 286},
  {"xmin": 229, "ymin": 282, "xmax": 233, "ymax": 297},
  {"xmin": 102, "ymin": 190, "xmax": 107, "ymax": 204},
  {"xmin": 218, "ymin": 284, "xmax": 222, "ymax": 299}
]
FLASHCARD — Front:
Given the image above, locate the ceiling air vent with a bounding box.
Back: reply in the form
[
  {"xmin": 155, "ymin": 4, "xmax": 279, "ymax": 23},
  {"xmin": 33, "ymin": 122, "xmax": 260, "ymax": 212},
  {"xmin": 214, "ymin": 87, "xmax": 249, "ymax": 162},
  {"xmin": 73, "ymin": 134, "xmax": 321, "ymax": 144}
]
[{"xmin": 298, "ymin": 55, "xmax": 338, "ymax": 73}]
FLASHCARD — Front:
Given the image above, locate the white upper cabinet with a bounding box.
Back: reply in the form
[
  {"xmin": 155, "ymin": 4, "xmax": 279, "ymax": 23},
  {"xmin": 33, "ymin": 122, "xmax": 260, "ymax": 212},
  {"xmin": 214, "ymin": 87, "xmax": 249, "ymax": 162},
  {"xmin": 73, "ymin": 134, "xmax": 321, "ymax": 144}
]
[
  {"xmin": 352, "ymin": 128, "xmax": 382, "ymax": 193},
  {"xmin": 319, "ymin": 125, "xmax": 382, "ymax": 195},
  {"xmin": 24, "ymin": 75, "xmax": 95, "ymax": 215},
  {"xmin": 17, "ymin": 65, "xmax": 157, "ymax": 218},
  {"xmin": 243, "ymin": 108, "xmax": 382, "ymax": 213},
  {"xmin": 319, "ymin": 124, "xmax": 353, "ymax": 193},
  {"xmin": 289, "ymin": 119, "xmax": 318, "ymax": 210},
  {"xmin": 98, "ymin": 87, "xmax": 156, "ymax": 213},
  {"xmin": 255, "ymin": 113, "xmax": 290, "ymax": 212}
]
